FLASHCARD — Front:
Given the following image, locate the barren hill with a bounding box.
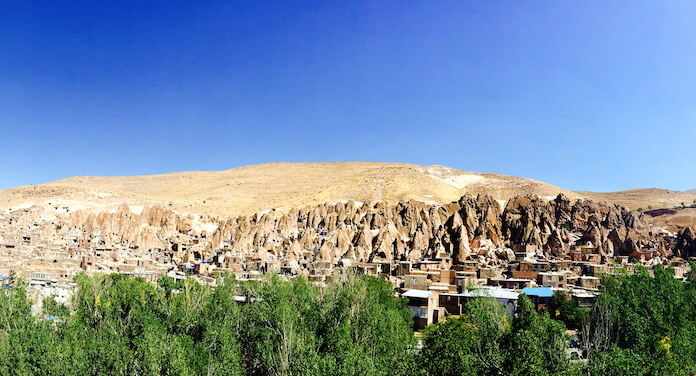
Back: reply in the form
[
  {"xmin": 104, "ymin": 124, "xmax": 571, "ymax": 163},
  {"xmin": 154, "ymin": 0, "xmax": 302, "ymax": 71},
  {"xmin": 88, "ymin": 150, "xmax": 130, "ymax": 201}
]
[
  {"xmin": 0, "ymin": 162, "xmax": 576, "ymax": 217},
  {"xmin": 577, "ymin": 188, "xmax": 696, "ymax": 212}
]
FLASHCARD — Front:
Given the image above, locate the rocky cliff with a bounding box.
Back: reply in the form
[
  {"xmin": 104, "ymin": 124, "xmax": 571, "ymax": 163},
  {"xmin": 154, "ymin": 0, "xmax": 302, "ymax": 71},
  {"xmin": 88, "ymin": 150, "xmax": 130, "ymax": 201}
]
[
  {"xmin": 0, "ymin": 193, "xmax": 669, "ymax": 266},
  {"xmin": 674, "ymin": 228, "xmax": 696, "ymax": 259}
]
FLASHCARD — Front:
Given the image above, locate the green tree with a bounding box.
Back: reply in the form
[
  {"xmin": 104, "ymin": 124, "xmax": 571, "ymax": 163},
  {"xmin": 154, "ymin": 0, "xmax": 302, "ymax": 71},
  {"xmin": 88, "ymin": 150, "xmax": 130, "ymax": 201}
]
[
  {"xmin": 549, "ymin": 291, "xmax": 588, "ymax": 330},
  {"xmin": 504, "ymin": 294, "xmax": 570, "ymax": 376},
  {"xmin": 419, "ymin": 316, "xmax": 483, "ymax": 376},
  {"xmin": 237, "ymin": 274, "xmax": 415, "ymax": 376},
  {"xmin": 42, "ymin": 294, "xmax": 70, "ymax": 319},
  {"xmin": 585, "ymin": 265, "xmax": 696, "ymax": 375},
  {"xmin": 419, "ymin": 297, "xmax": 508, "ymax": 376},
  {"xmin": 419, "ymin": 295, "xmax": 573, "ymax": 376}
]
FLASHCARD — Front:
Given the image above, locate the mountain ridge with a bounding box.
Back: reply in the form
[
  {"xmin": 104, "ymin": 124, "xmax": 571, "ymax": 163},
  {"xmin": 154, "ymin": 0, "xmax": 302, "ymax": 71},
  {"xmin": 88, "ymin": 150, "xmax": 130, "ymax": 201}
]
[
  {"xmin": 2, "ymin": 162, "xmax": 696, "ymax": 225},
  {"xmin": 0, "ymin": 162, "xmax": 577, "ymax": 217}
]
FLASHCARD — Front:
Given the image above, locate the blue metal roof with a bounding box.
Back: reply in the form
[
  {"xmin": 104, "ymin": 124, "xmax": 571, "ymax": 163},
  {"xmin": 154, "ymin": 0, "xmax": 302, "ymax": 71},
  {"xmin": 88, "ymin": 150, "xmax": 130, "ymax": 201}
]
[{"xmin": 520, "ymin": 287, "xmax": 554, "ymax": 298}]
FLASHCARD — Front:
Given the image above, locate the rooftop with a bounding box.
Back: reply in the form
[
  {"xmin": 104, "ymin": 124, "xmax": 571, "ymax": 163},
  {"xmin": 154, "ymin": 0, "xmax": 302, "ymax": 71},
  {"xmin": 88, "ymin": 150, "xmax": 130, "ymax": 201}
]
[
  {"xmin": 520, "ymin": 287, "xmax": 554, "ymax": 298},
  {"xmin": 402, "ymin": 289, "xmax": 435, "ymax": 299},
  {"xmin": 461, "ymin": 287, "xmax": 519, "ymax": 300}
]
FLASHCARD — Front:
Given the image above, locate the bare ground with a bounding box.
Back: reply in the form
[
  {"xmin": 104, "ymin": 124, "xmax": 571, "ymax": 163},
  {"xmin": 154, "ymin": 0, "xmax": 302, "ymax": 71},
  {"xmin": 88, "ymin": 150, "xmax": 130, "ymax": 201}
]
[{"xmin": 0, "ymin": 162, "xmax": 576, "ymax": 217}]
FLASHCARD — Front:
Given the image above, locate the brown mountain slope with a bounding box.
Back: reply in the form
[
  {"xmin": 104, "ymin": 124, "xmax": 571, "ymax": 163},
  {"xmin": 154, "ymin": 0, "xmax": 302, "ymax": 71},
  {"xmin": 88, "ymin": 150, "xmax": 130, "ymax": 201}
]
[
  {"xmin": 0, "ymin": 162, "xmax": 576, "ymax": 217},
  {"xmin": 577, "ymin": 188, "xmax": 696, "ymax": 212},
  {"xmin": 643, "ymin": 207, "xmax": 696, "ymax": 232}
]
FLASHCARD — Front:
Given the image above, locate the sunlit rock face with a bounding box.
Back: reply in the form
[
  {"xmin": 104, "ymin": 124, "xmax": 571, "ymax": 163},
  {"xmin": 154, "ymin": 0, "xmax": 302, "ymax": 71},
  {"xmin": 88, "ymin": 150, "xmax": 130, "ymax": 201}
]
[{"xmin": 0, "ymin": 193, "xmax": 665, "ymax": 267}]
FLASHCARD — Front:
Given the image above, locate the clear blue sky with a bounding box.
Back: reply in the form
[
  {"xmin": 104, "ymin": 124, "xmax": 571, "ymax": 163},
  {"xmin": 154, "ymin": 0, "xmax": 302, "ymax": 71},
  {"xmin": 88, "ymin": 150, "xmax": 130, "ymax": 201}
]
[{"xmin": 1, "ymin": 1, "xmax": 695, "ymax": 192}]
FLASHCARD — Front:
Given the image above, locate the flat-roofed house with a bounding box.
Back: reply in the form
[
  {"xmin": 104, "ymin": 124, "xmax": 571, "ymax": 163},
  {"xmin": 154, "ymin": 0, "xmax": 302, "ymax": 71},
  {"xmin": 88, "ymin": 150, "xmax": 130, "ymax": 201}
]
[
  {"xmin": 512, "ymin": 244, "xmax": 537, "ymax": 260},
  {"xmin": 402, "ymin": 289, "xmax": 439, "ymax": 329},
  {"xmin": 571, "ymin": 289, "xmax": 596, "ymax": 308},
  {"xmin": 404, "ymin": 274, "xmax": 429, "ymax": 290},
  {"xmin": 465, "ymin": 288, "xmax": 520, "ymax": 317},
  {"xmin": 520, "ymin": 287, "xmax": 555, "ymax": 311},
  {"xmin": 537, "ymin": 272, "xmax": 568, "ymax": 289},
  {"xmin": 440, "ymin": 288, "xmax": 520, "ymax": 317}
]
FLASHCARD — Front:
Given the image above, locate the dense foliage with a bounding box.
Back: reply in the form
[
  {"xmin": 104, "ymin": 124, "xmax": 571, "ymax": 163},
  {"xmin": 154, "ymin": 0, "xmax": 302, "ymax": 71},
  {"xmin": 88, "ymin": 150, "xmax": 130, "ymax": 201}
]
[
  {"xmin": 236, "ymin": 274, "xmax": 416, "ymax": 376},
  {"xmin": 418, "ymin": 263, "xmax": 696, "ymax": 376},
  {"xmin": 0, "ymin": 273, "xmax": 415, "ymax": 376},
  {"xmin": 548, "ymin": 291, "xmax": 588, "ymax": 330},
  {"xmin": 0, "ymin": 263, "xmax": 694, "ymax": 375},
  {"xmin": 418, "ymin": 294, "xmax": 574, "ymax": 376},
  {"xmin": 585, "ymin": 264, "xmax": 696, "ymax": 376}
]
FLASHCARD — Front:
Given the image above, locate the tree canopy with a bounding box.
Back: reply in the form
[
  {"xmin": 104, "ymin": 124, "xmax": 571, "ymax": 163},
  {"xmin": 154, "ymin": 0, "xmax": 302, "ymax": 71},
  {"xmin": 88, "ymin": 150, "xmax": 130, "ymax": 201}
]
[
  {"xmin": 1, "ymin": 263, "xmax": 694, "ymax": 375},
  {"xmin": 585, "ymin": 264, "xmax": 696, "ymax": 376},
  {"xmin": 419, "ymin": 294, "xmax": 573, "ymax": 376},
  {"xmin": 0, "ymin": 273, "xmax": 415, "ymax": 376}
]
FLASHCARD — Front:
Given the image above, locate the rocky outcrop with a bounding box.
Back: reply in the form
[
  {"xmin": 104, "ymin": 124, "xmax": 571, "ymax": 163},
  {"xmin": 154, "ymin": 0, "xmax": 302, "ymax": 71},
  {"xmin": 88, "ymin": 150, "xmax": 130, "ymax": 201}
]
[
  {"xmin": 201, "ymin": 193, "xmax": 662, "ymax": 266},
  {"xmin": 674, "ymin": 228, "xmax": 696, "ymax": 259},
  {"xmin": 501, "ymin": 194, "xmax": 655, "ymax": 259},
  {"xmin": 0, "ymin": 193, "xmax": 668, "ymax": 267}
]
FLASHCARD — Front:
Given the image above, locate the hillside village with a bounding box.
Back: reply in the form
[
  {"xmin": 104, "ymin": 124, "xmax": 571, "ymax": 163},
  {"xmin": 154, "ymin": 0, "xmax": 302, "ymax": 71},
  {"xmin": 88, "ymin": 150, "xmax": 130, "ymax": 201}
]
[{"xmin": 1, "ymin": 192, "xmax": 694, "ymax": 329}]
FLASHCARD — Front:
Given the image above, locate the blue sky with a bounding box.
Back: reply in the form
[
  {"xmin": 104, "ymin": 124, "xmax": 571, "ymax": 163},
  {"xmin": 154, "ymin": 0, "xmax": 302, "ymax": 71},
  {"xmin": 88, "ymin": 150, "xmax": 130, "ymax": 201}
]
[{"xmin": 1, "ymin": 1, "xmax": 695, "ymax": 192}]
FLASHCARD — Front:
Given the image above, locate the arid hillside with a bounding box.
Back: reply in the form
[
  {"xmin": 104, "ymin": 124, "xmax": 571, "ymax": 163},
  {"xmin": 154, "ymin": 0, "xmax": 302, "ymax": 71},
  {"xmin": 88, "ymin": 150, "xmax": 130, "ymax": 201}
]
[
  {"xmin": 642, "ymin": 207, "xmax": 696, "ymax": 233},
  {"xmin": 578, "ymin": 188, "xmax": 696, "ymax": 212},
  {"xmin": 3, "ymin": 162, "xmax": 696, "ymax": 233},
  {"xmin": 578, "ymin": 189, "xmax": 696, "ymax": 232},
  {"xmin": 0, "ymin": 162, "xmax": 576, "ymax": 217}
]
